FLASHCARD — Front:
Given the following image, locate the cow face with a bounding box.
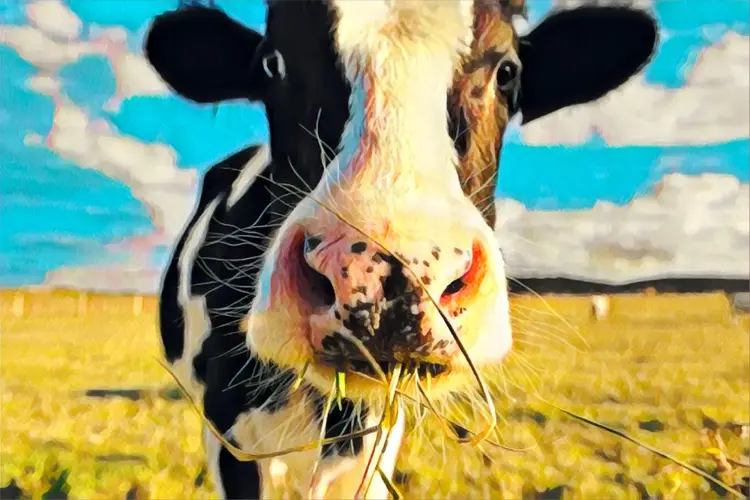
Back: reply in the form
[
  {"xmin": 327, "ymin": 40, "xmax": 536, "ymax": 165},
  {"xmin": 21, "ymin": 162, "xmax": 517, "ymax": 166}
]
[{"xmin": 144, "ymin": 1, "xmax": 656, "ymax": 400}]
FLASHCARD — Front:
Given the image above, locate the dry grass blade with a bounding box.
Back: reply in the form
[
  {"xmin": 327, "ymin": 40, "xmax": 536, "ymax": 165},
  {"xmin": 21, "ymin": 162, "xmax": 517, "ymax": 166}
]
[
  {"xmin": 428, "ymin": 304, "xmax": 497, "ymax": 447},
  {"xmin": 291, "ymin": 360, "xmax": 310, "ymax": 392},
  {"xmin": 378, "ymin": 466, "xmax": 403, "ymax": 500},
  {"xmin": 308, "ymin": 380, "xmax": 337, "ymax": 499},
  {"xmin": 412, "ymin": 367, "xmax": 425, "ymax": 426},
  {"xmin": 317, "ymin": 330, "xmax": 408, "ymax": 498},
  {"xmin": 538, "ymin": 396, "xmax": 745, "ymax": 498},
  {"xmin": 335, "ymin": 370, "xmax": 347, "ymax": 411},
  {"xmin": 727, "ymin": 457, "xmax": 750, "ymax": 469},
  {"xmin": 333, "ymin": 330, "xmax": 390, "ymax": 386},
  {"xmin": 509, "ymin": 277, "xmax": 589, "ymax": 350},
  {"xmin": 356, "ymin": 371, "xmax": 533, "ymax": 453},
  {"xmin": 367, "ymin": 367, "xmax": 405, "ymax": 495},
  {"xmin": 357, "ymin": 364, "xmax": 403, "ymax": 498}
]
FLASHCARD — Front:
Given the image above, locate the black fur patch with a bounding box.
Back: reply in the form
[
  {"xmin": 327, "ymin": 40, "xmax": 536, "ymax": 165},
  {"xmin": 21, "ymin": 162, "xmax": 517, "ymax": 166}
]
[
  {"xmin": 159, "ymin": 146, "xmax": 259, "ymax": 363},
  {"xmin": 307, "ymin": 386, "xmax": 368, "ymax": 459},
  {"xmin": 333, "ymin": 253, "xmax": 425, "ymax": 360},
  {"xmin": 218, "ymin": 445, "xmax": 261, "ymax": 498}
]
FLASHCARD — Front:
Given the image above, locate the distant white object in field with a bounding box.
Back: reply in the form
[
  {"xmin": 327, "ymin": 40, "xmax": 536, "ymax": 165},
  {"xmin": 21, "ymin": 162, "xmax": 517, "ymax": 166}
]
[{"xmin": 591, "ymin": 294, "xmax": 611, "ymax": 320}]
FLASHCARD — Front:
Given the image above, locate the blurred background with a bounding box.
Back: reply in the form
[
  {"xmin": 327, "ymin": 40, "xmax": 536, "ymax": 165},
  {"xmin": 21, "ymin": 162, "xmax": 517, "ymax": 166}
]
[{"xmin": 0, "ymin": 0, "xmax": 748, "ymax": 499}]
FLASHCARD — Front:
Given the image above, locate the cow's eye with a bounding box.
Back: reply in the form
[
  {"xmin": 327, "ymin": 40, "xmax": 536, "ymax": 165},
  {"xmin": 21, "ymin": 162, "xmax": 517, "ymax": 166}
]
[
  {"xmin": 262, "ymin": 50, "xmax": 286, "ymax": 80},
  {"xmin": 496, "ymin": 60, "xmax": 518, "ymax": 93}
]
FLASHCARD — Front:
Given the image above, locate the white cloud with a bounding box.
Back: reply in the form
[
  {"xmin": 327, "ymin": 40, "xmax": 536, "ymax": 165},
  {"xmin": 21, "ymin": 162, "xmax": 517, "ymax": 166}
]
[
  {"xmin": 38, "ymin": 84, "xmax": 198, "ymax": 243},
  {"xmin": 26, "ymin": 74, "xmax": 61, "ymax": 95},
  {"xmin": 495, "ymin": 172, "xmax": 750, "ymax": 283},
  {"xmin": 0, "ymin": 10, "xmax": 168, "ymax": 104},
  {"xmin": 89, "ymin": 27, "xmax": 169, "ymax": 110},
  {"xmin": 23, "ymin": 132, "xmax": 43, "ymax": 146},
  {"xmin": 26, "ymin": 0, "xmax": 82, "ymax": 41},
  {"xmin": 521, "ymin": 31, "xmax": 750, "ymax": 146},
  {"xmin": 0, "ymin": 24, "xmax": 97, "ymax": 71},
  {"xmin": 2, "ymin": 10, "xmax": 186, "ymax": 291}
]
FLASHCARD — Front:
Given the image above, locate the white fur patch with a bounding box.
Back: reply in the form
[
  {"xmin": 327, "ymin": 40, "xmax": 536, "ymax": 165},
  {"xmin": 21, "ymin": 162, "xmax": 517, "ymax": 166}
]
[
  {"xmin": 227, "ymin": 145, "xmax": 271, "ymax": 209},
  {"xmin": 222, "ymin": 392, "xmax": 407, "ymax": 499},
  {"xmin": 203, "ymin": 427, "xmax": 227, "ymax": 500},
  {"xmin": 329, "ymin": 0, "xmax": 475, "ymax": 191},
  {"xmin": 173, "ymin": 196, "xmax": 222, "ymax": 397},
  {"xmin": 173, "ymin": 148, "xmax": 271, "ymax": 396}
]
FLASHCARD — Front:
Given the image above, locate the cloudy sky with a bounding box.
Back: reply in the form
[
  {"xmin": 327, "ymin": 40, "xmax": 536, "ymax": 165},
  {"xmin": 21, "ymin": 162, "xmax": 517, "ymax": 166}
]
[{"xmin": 0, "ymin": 0, "xmax": 748, "ymax": 291}]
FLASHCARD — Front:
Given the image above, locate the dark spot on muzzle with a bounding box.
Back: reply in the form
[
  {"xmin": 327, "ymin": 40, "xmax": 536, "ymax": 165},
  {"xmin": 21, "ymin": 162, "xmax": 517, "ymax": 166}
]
[
  {"xmin": 350, "ymin": 241, "xmax": 367, "ymax": 254},
  {"xmin": 304, "ymin": 235, "xmax": 322, "ymax": 252}
]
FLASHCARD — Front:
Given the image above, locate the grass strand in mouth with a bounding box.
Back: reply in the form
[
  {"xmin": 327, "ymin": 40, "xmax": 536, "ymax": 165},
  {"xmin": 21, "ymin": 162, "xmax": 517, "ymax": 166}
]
[
  {"xmin": 291, "ymin": 360, "xmax": 310, "ymax": 392},
  {"xmin": 309, "ymin": 378, "xmax": 337, "ymax": 498},
  {"xmin": 412, "ymin": 366, "xmax": 426, "ymax": 429},
  {"xmin": 335, "ymin": 369, "xmax": 346, "ymax": 411},
  {"xmin": 334, "ymin": 330, "xmax": 407, "ymax": 498},
  {"xmin": 378, "ymin": 466, "xmax": 403, "ymax": 500},
  {"xmin": 358, "ymin": 363, "xmax": 404, "ymax": 498}
]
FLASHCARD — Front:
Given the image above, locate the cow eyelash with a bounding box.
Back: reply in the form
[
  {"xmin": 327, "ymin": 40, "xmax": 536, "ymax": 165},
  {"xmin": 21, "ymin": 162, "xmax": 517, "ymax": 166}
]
[{"xmin": 262, "ymin": 50, "xmax": 286, "ymax": 80}]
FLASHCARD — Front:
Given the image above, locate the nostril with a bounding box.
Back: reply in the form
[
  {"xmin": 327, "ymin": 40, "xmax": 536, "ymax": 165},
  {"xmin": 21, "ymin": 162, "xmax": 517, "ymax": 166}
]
[
  {"xmin": 298, "ymin": 240, "xmax": 336, "ymax": 308},
  {"xmin": 440, "ymin": 240, "xmax": 487, "ymax": 304},
  {"xmin": 442, "ymin": 276, "xmax": 467, "ymax": 297},
  {"xmin": 304, "ymin": 235, "xmax": 322, "ymax": 253}
]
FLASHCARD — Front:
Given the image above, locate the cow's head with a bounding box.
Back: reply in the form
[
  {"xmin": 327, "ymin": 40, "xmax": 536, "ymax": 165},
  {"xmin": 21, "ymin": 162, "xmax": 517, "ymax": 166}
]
[{"xmin": 145, "ymin": 1, "xmax": 656, "ymax": 400}]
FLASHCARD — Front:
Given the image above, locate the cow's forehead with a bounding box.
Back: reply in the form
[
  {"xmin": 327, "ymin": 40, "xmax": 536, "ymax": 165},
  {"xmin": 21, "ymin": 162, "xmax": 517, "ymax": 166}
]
[{"xmin": 263, "ymin": 0, "xmax": 526, "ymax": 53}]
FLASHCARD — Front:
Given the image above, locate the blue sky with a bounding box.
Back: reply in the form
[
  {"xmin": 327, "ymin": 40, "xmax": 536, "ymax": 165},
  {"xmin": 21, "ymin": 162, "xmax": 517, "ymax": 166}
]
[{"xmin": 0, "ymin": 0, "xmax": 748, "ymax": 286}]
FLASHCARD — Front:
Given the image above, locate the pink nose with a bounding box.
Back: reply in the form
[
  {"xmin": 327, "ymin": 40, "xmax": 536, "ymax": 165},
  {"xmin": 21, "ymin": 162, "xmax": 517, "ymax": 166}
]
[{"xmin": 295, "ymin": 231, "xmax": 486, "ymax": 369}]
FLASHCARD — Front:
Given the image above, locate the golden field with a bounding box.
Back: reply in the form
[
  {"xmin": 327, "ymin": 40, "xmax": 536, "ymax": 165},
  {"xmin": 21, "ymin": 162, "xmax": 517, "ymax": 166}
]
[{"xmin": 0, "ymin": 289, "xmax": 748, "ymax": 499}]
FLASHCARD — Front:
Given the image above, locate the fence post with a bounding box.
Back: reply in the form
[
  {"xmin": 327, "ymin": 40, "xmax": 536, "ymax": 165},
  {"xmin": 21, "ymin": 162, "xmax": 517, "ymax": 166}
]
[
  {"xmin": 77, "ymin": 292, "xmax": 88, "ymax": 317},
  {"xmin": 12, "ymin": 292, "xmax": 25, "ymax": 318},
  {"xmin": 133, "ymin": 295, "xmax": 144, "ymax": 316}
]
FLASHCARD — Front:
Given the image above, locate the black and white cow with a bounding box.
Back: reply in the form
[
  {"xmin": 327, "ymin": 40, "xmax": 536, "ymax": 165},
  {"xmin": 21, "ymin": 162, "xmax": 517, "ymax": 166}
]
[{"xmin": 145, "ymin": 1, "xmax": 657, "ymax": 497}]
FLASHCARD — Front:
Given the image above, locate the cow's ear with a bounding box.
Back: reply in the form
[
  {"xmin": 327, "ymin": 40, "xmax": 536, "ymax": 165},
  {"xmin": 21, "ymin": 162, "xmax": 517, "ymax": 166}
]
[
  {"xmin": 517, "ymin": 7, "xmax": 657, "ymax": 124},
  {"xmin": 144, "ymin": 5, "xmax": 267, "ymax": 103}
]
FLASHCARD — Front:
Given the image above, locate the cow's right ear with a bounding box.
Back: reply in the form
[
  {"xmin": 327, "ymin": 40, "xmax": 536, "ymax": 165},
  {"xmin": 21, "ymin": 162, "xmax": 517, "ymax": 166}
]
[{"xmin": 144, "ymin": 6, "xmax": 267, "ymax": 103}]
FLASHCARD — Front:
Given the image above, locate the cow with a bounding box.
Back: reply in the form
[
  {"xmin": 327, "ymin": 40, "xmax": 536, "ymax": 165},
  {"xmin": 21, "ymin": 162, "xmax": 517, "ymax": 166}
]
[{"xmin": 144, "ymin": 1, "xmax": 657, "ymax": 497}]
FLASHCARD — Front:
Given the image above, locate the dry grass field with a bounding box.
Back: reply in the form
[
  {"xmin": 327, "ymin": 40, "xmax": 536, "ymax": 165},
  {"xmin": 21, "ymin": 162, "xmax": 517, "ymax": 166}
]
[{"xmin": 0, "ymin": 290, "xmax": 748, "ymax": 499}]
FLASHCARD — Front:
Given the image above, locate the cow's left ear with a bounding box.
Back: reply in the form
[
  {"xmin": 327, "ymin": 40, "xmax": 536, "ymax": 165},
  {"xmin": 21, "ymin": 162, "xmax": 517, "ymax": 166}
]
[
  {"xmin": 517, "ymin": 7, "xmax": 658, "ymax": 124},
  {"xmin": 144, "ymin": 5, "xmax": 268, "ymax": 104}
]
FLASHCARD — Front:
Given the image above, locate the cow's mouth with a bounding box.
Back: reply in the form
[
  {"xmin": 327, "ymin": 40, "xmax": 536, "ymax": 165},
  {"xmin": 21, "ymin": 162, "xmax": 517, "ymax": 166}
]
[
  {"xmin": 314, "ymin": 333, "xmax": 452, "ymax": 384},
  {"xmin": 347, "ymin": 359, "xmax": 449, "ymax": 379}
]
